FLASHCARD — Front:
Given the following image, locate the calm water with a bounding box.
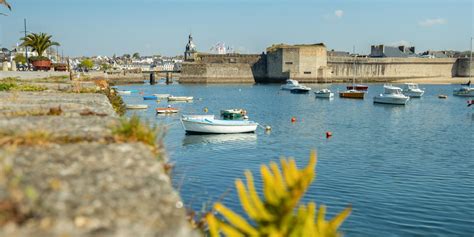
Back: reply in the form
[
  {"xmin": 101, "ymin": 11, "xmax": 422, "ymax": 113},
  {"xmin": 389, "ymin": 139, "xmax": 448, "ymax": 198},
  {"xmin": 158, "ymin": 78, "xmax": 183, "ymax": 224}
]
[{"xmin": 117, "ymin": 82, "xmax": 474, "ymax": 236}]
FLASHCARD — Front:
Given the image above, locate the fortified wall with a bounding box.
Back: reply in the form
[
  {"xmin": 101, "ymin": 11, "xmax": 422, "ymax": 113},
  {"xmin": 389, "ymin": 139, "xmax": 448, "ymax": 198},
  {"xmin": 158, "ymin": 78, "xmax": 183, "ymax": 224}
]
[
  {"xmin": 180, "ymin": 43, "xmax": 473, "ymax": 84},
  {"xmin": 327, "ymin": 57, "xmax": 458, "ymax": 82},
  {"xmin": 180, "ymin": 53, "xmax": 266, "ymax": 83}
]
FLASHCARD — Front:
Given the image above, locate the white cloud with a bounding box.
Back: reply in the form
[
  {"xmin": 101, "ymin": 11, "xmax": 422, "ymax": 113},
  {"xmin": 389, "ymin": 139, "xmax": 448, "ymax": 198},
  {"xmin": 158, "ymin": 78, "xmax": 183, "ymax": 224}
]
[
  {"xmin": 418, "ymin": 18, "xmax": 446, "ymax": 27},
  {"xmin": 334, "ymin": 10, "xmax": 344, "ymax": 18}
]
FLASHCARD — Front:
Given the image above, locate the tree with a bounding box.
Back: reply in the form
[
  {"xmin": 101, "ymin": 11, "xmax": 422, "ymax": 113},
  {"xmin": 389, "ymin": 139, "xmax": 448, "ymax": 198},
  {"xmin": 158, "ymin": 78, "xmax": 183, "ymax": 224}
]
[
  {"xmin": 14, "ymin": 54, "xmax": 26, "ymax": 64},
  {"xmin": 123, "ymin": 54, "xmax": 131, "ymax": 59},
  {"xmin": 132, "ymin": 52, "xmax": 140, "ymax": 59},
  {"xmin": 100, "ymin": 63, "xmax": 111, "ymax": 71},
  {"xmin": 79, "ymin": 59, "xmax": 94, "ymax": 70},
  {"xmin": 20, "ymin": 32, "xmax": 60, "ymax": 58}
]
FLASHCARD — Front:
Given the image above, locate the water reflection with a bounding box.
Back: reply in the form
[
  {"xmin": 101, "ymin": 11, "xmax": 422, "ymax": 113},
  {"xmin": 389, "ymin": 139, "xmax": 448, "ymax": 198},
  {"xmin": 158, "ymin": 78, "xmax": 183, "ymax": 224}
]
[{"xmin": 182, "ymin": 133, "xmax": 257, "ymax": 146}]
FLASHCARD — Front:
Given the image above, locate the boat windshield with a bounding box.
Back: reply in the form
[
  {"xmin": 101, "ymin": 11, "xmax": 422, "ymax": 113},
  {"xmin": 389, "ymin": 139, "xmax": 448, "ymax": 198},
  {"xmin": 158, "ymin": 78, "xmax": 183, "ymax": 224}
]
[
  {"xmin": 286, "ymin": 79, "xmax": 299, "ymax": 85},
  {"xmin": 385, "ymin": 87, "xmax": 402, "ymax": 94},
  {"xmin": 407, "ymin": 84, "xmax": 419, "ymax": 90}
]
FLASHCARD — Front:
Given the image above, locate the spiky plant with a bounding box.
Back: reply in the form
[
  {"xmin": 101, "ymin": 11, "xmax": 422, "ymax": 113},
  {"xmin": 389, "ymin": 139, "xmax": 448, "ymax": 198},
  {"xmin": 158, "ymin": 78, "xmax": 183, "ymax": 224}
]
[
  {"xmin": 20, "ymin": 32, "xmax": 60, "ymax": 58},
  {"xmin": 206, "ymin": 151, "xmax": 352, "ymax": 237}
]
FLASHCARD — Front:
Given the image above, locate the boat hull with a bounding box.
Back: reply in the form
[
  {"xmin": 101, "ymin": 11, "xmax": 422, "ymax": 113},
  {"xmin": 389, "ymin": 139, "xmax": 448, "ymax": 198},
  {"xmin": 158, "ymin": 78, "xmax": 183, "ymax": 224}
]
[
  {"xmin": 373, "ymin": 96, "xmax": 409, "ymax": 105},
  {"xmin": 156, "ymin": 108, "xmax": 179, "ymax": 114},
  {"xmin": 453, "ymin": 89, "xmax": 474, "ymax": 97},
  {"xmin": 143, "ymin": 96, "xmax": 158, "ymax": 100},
  {"xmin": 403, "ymin": 91, "xmax": 424, "ymax": 98},
  {"xmin": 290, "ymin": 88, "xmax": 311, "ymax": 94},
  {"xmin": 181, "ymin": 119, "xmax": 258, "ymax": 134},
  {"xmin": 314, "ymin": 92, "xmax": 334, "ymax": 98},
  {"xmin": 339, "ymin": 92, "xmax": 365, "ymax": 99},
  {"xmin": 126, "ymin": 105, "xmax": 148, "ymax": 109},
  {"xmin": 168, "ymin": 96, "xmax": 193, "ymax": 101}
]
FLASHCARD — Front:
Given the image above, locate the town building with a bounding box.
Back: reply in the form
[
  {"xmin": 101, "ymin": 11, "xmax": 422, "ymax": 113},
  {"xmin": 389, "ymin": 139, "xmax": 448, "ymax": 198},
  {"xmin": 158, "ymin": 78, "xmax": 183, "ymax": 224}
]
[{"xmin": 369, "ymin": 45, "xmax": 416, "ymax": 58}]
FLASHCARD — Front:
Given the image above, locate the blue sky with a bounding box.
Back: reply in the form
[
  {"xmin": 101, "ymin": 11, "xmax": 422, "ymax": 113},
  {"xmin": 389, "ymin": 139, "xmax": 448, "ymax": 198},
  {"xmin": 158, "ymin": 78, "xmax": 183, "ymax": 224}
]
[{"xmin": 0, "ymin": 0, "xmax": 472, "ymax": 57}]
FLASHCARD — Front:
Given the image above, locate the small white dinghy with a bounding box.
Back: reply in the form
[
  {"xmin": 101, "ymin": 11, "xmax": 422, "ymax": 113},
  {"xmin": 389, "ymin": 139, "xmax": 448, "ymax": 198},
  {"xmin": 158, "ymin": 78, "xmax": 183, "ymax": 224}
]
[
  {"xmin": 126, "ymin": 104, "xmax": 148, "ymax": 109},
  {"xmin": 181, "ymin": 115, "xmax": 258, "ymax": 134},
  {"xmin": 153, "ymin": 94, "xmax": 171, "ymax": 98},
  {"xmin": 168, "ymin": 96, "xmax": 194, "ymax": 102},
  {"xmin": 117, "ymin": 90, "xmax": 132, "ymax": 95},
  {"xmin": 314, "ymin": 89, "xmax": 334, "ymax": 98}
]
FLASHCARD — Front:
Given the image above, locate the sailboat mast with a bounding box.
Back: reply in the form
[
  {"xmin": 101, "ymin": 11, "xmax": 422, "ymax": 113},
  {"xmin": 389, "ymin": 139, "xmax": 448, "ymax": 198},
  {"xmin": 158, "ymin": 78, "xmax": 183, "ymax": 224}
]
[
  {"xmin": 470, "ymin": 37, "xmax": 472, "ymax": 80},
  {"xmin": 352, "ymin": 45, "xmax": 356, "ymax": 84}
]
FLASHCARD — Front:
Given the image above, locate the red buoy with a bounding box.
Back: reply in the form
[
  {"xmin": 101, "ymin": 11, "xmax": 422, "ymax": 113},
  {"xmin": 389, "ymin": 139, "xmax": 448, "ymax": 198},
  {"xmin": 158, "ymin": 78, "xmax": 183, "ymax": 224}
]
[
  {"xmin": 291, "ymin": 117, "xmax": 296, "ymax": 123},
  {"xmin": 326, "ymin": 131, "xmax": 332, "ymax": 138}
]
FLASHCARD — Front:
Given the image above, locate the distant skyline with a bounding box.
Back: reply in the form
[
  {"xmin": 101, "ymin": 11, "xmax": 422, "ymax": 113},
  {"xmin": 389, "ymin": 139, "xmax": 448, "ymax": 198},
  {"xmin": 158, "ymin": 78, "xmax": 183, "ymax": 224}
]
[{"xmin": 0, "ymin": 0, "xmax": 472, "ymax": 57}]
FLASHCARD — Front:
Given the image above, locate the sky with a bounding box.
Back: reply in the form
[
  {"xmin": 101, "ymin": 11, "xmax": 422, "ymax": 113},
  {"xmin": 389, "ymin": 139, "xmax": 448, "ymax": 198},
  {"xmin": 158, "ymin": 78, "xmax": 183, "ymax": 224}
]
[{"xmin": 0, "ymin": 0, "xmax": 472, "ymax": 57}]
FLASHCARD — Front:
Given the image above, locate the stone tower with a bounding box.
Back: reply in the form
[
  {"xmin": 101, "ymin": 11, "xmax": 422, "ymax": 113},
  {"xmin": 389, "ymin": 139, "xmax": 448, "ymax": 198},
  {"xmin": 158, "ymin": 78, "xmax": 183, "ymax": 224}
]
[{"xmin": 184, "ymin": 34, "xmax": 197, "ymax": 62}]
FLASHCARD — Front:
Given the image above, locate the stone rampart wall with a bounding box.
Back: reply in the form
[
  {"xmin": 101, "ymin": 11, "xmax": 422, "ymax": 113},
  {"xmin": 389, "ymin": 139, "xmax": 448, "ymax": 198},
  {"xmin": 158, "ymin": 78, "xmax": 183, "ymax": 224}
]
[
  {"xmin": 180, "ymin": 63, "xmax": 262, "ymax": 83},
  {"xmin": 327, "ymin": 57, "xmax": 458, "ymax": 82}
]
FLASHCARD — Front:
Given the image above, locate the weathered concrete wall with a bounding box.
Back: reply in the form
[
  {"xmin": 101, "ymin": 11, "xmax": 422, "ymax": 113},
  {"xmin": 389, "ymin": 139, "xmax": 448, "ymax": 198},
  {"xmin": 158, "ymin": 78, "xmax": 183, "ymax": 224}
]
[
  {"xmin": 180, "ymin": 62, "xmax": 260, "ymax": 83},
  {"xmin": 266, "ymin": 49, "xmax": 286, "ymax": 81},
  {"xmin": 195, "ymin": 53, "xmax": 263, "ymax": 64},
  {"xmin": 454, "ymin": 58, "xmax": 474, "ymax": 77},
  {"xmin": 266, "ymin": 44, "xmax": 327, "ymax": 82},
  {"xmin": 327, "ymin": 57, "xmax": 457, "ymax": 82},
  {"xmin": 297, "ymin": 46, "xmax": 327, "ymax": 80}
]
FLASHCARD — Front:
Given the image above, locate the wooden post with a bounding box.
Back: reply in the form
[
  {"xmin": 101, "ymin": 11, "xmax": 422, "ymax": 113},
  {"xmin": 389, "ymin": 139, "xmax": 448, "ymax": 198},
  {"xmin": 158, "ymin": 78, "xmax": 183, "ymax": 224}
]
[
  {"xmin": 67, "ymin": 57, "xmax": 73, "ymax": 81},
  {"xmin": 150, "ymin": 72, "xmax": 156, "ymax": 85}
]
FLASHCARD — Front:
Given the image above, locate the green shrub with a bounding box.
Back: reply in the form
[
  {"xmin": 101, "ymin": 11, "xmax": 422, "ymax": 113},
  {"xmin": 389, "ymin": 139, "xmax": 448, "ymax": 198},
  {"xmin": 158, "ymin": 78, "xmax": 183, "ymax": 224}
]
[
  {"xmin": 207, "ymin": 151, "xmax": 352, "ymax": 237},
  {"xmin": 0, "ymin": 83, "xmax": 17, "ymax": 91}
]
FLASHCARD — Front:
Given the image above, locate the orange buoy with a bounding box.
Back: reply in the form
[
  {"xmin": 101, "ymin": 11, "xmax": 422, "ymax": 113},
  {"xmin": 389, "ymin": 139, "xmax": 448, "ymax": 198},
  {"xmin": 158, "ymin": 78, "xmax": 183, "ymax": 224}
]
[
  {"xmin": 291, "ymin": 117, "xmax": 296, "ymax": 123},
  {"xmin": 326, "ymin": 131, "xmax": 332, "ymax": 138}
]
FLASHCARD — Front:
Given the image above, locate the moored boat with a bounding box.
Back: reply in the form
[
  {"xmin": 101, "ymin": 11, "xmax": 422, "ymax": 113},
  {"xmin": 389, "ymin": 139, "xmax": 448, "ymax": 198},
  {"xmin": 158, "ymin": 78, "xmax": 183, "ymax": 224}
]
[
  {"xmin": 181, "ymin": 115, "xmax": 258, "ymax": 134},
  {"xmin": 339, "ymin": 90, "xmax": 365, "ymax": 99},
  {"xmin": 373, "ymin": 85, "xmax": 410, "ymax": 105},
  {"xmin": 126, "ymin": 104, "xmax": 148, "ymax": 109},
  {"xmin": 143, "ymin": 95, "xmax": 158, "ymax": 100},
  {"xmin": 314, "ymin": 89, "xmax": 334, "ymax": 98},
  {"xmin": 220, "ymin": 109, "xmax": 247, "ymax": 119},
  {"xmin": 117, "ymin": 90, "xmax": 132, "ymax": 95},
  {"xmin": 156, "ymin": 107, "xmax": 179, "ymax": 114},
  {"xmin": 281, "ymin": 79, "xmax": 301, "ymax": 90},
  {"xmin": 453, "ymin": 86, "xmax": 474, "ymax": 97},
  {"xmin": 403, "ymin": 83, "xmax": 425, "ymax": 98},
  {"xmin": 346, "ymin": 85, "xmax": 369, "ymax": 91},
  {"xmin": 168, "ymin": 96, "xmax": 194, "ymax": 102},
  {"xmin": 153, "ymin": 94, "xmax": 171, "ymax": 98},
  {"xmin": 290, "ymin": 86, "xmax": 311, "ymax": 94}
]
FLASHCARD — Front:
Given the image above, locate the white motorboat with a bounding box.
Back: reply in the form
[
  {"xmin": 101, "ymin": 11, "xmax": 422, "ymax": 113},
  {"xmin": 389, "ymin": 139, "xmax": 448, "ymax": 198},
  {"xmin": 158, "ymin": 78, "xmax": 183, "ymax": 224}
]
[
  {"xmin": 126, "ymin": 104, "xmax": 148, "ymax": 109},
  {"xmin": 290, "ymin": 86, "xmax": 311, "ymax": 94},
  {"xmin": 281, "ymin": 79, "xmax": 310, "ymax": 91},
  {"xmin": 181, "ymin": 115, "xmax": 258, "ymax": 134},
  {"xmin": 314, "ymin": 89, "xmax": 334, "ymax": 98},
  {"xmin": 403, "ymin": 83, "xmax": 425, "ymax": 98},
  {"xmin": 153, "ymin": 94, "xmax": 171, "ymax": 98},
  {"xmin": 373, "ymin": 85, "xmax": 410, "ymax": 105},
  {"xmin": 453, "ymin": 86, "xmax": 474, "ymax": 97},
  {"xmin": 168, "ymin": 96, "xmax": 194, "ymax": 102}
]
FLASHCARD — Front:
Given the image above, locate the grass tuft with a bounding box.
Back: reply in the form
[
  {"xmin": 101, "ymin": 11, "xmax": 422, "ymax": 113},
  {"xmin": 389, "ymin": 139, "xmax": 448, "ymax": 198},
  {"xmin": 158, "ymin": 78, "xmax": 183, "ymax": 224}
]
[{"xmin": 111, "ymin": 115, "xmax": 160, "ymax": 148}]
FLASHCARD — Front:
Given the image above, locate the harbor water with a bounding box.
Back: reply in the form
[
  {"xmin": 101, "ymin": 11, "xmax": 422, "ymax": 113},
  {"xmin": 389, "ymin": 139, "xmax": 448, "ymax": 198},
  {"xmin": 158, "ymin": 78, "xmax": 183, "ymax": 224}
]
[{"xmin": 117, "ymin": 83, "xmax": 474, "ymax": 236}]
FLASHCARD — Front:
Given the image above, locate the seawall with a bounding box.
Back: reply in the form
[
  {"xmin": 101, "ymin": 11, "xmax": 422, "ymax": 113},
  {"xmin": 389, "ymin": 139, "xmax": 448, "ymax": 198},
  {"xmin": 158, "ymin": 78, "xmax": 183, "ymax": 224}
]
[
  {"xmin": 326, "ymin": 57, "xmax": 458, "ymax": 82},
  {"xmin": 177, "ymin": 55, "xmax": 474, "ymax": 84},
  {"xmin": 180, "ymin": 62, "xmax": 265, "ymax": 83}
]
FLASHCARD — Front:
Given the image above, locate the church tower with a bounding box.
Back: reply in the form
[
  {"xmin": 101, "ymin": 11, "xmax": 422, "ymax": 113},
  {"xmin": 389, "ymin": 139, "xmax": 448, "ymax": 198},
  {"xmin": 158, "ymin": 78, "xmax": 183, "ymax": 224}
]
[{"xmin": 184, "ymin": 34, "xmax": 197, "ymax": 62}]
